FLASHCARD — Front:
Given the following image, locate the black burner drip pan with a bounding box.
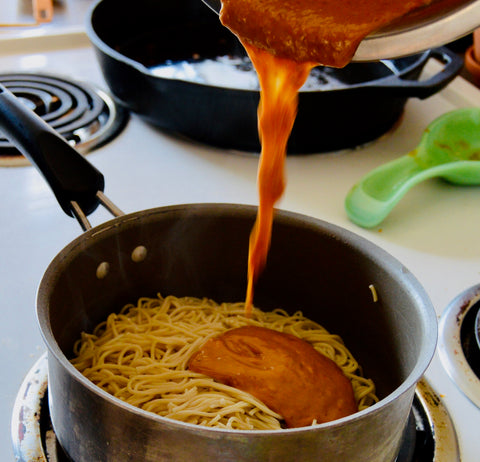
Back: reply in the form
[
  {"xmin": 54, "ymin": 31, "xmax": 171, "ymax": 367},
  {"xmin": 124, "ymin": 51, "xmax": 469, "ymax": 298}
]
[
  {"xmin": 461, "ymin": 300, "xmax": 480, "ymax": 378},
  {"xmin": 439, "ymin": 283, "xmax": 480, "ymax": 409},
  {"xmin": 0, "ymin": 73, "xmax": 128, "ymax": 166}
]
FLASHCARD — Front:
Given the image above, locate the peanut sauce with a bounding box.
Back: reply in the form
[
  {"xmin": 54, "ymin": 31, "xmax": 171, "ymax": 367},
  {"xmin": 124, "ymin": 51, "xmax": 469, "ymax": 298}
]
[
  {"xmin": 198, "ymin": 0, "xmax": 434, "ymax": 424},
  {"xmin": 188, "ymin": 326, "xmax": 357, "ymax": 428},
  {"xmin": 243, "ymin": 44, "xmax": 314, "ymax": 315}
]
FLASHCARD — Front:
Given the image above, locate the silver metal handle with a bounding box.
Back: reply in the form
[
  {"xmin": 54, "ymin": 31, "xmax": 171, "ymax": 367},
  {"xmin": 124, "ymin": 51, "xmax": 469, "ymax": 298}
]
[{"xmin": 71, "ymin": 191, "xmax": 125, "ymax": 232}]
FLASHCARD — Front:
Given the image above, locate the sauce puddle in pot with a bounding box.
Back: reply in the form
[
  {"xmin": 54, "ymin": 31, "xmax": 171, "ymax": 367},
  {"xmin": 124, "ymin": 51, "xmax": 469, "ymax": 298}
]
[{"xmin": 188, "ymin": 325, "xmax": 358, "ymax": 428}]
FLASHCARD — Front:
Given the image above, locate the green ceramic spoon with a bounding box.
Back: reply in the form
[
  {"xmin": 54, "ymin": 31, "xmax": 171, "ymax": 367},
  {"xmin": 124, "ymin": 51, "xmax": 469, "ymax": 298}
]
[{"xmin": 345, "ymin": 107, "xmax": 480, "ymax": 228}]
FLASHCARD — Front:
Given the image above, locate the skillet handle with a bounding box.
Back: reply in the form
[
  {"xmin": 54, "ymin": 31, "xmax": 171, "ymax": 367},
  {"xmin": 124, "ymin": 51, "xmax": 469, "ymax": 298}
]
[
  {"xmin": 0, "ymin": 83, "xmax": 105, "ymax": 218},
  {"xmin": 369, "ymin": 47, "xmax": 464, "ymax": 99}
]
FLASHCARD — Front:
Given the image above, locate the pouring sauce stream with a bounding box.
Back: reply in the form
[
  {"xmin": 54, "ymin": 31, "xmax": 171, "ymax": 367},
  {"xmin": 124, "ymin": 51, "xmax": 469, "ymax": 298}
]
[
  {"xmin": 244, "ymin": 44, "xmax": 314, "ymax": 315},
  {"xmin": 190, "ymin": 0, "xmax": 436, "ymax": 427}
]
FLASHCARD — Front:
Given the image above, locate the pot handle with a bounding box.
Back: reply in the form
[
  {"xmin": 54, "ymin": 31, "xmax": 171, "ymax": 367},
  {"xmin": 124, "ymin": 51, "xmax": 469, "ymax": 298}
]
[
  {"xmin": 0, "ymin": 84, "xmax": 122, "ymax": 229},
  {"xmin": 368, "ymin": 47, "xmax": 463, "ymax": 99}
]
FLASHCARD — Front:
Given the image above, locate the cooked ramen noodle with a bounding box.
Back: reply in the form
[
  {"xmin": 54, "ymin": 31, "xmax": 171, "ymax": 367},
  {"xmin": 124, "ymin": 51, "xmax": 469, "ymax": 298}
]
[{"xmin": 71, "ymin": 294, "xmax": 378, "ymax": 430}]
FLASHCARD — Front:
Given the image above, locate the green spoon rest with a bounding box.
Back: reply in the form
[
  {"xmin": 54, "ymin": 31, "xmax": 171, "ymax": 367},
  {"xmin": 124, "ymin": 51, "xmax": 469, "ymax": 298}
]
[{"xmin": 345, "ymin": 107, "xmax": 480, "ymax": 228}]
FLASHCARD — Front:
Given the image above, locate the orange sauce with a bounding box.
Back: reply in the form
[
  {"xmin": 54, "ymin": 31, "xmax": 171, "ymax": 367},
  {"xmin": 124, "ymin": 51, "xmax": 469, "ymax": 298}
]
[
  {"xmin": 188, "ymin": 326, "xmax": 357, "ymax": 427},
  {"xmin": 189, "ymin": 0, "xmax": 436, "ymax": 427},
  {"xmin": 243, "ymin": 44, "xmax": 314, "ymax": 315}
]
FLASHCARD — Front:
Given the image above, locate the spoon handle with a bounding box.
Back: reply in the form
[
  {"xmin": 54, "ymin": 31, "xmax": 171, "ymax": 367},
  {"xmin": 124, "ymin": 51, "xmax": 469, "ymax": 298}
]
[{"xmin": 345, "ymin": 153, "xmax": 430, "ymax": 228}]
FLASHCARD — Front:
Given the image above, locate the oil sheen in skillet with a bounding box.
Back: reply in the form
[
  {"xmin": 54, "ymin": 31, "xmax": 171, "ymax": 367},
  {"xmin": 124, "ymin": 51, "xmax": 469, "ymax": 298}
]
[{"xmin": 149, "ymin": 57, "xmax": 401, "ymax": 91}]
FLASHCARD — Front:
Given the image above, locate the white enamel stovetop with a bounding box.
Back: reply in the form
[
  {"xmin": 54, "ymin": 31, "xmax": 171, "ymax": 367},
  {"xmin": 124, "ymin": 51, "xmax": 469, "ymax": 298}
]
[{"xmin": 0, "ymin": 4, "xmax": 480, "ymax": 460}]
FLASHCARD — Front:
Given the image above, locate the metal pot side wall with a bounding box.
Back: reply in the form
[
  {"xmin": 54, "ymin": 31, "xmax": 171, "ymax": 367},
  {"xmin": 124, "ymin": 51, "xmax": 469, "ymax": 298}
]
[{"xmin": 47, "ymin": 351, "xmax": 414, "ymax": 462}]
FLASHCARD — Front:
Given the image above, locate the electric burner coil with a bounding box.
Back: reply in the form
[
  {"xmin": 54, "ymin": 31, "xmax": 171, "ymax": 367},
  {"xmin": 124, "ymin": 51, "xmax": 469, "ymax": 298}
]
[{"xmin": 0, "ymin": 73, "xmax": 128, "ymax": 167}]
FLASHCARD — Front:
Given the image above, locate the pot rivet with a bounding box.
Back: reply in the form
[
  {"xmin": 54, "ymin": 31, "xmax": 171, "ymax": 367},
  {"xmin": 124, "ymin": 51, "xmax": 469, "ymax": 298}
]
[
  {"xmin": 96, "ymin": 261, "xmax": 110, "ymax": 279},
  {"xmin": 132, "ymin": 246, "xmax": 147, "ymax": 262}
]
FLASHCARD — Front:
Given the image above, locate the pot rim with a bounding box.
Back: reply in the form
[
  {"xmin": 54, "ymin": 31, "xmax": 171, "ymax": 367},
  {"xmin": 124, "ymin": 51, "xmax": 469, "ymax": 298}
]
[
  {"xmin": 85, "ymin": 0, "xmax": 431, "ymax": 94},
  {"xmin": 36, "ymin": 203, "xmax": 438, "ymax": 436}
]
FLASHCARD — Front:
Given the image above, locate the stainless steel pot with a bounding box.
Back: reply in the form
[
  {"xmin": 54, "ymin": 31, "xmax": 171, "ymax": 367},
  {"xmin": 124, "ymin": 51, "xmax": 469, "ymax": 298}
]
[{"xmin": 0, "ymin": 84, "xmax": 437, "ymax": 461}]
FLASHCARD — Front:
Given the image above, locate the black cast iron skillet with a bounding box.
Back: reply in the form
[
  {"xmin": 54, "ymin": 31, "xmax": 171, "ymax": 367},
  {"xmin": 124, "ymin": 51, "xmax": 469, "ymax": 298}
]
[{"xmin": 86, "ymin": 0, "xmax": 463, "ymax": 154}]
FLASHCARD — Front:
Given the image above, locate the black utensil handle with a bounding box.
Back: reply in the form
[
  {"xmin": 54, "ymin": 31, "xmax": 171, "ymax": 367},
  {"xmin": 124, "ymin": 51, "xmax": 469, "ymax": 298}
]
[
  {"xmin": 368, "ymin": 47, "xmax": 464, "ymax": 98},
  {"xmin": 0, "ymin": 84, "xmax": 105, "ymax": 217}
]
